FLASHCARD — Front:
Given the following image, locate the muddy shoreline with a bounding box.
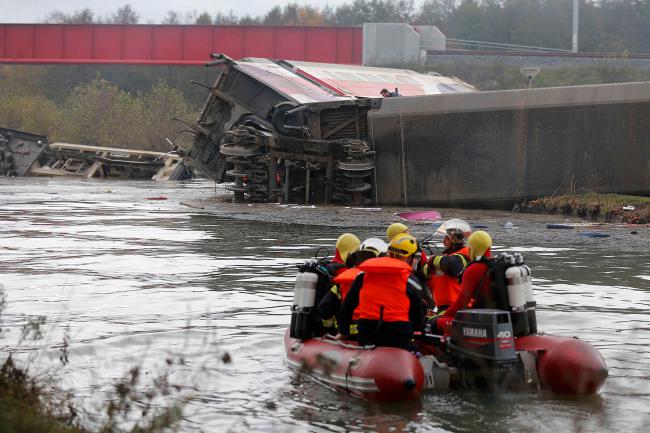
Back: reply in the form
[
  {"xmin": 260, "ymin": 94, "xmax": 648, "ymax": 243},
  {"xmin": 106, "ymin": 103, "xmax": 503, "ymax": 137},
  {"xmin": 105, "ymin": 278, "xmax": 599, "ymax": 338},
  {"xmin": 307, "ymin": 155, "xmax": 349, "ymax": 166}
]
[{"xmin": 182, "ymin": 196, "xmax": 649, "ymax": 253}]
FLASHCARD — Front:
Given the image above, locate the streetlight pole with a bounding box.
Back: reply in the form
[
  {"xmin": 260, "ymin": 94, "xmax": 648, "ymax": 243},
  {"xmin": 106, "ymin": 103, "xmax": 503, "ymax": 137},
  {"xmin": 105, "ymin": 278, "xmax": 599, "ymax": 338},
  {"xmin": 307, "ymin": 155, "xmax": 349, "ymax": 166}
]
[{"xmin": 572, "ymin": 0, "xmax": 579, "ymax": 53}]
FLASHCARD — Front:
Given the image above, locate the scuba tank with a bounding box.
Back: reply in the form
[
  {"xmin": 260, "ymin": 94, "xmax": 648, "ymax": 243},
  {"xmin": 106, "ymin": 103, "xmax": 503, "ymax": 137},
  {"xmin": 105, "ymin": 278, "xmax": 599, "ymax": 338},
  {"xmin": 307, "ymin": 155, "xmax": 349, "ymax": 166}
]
[
  {"xmin": 516, "ymin": 253, "xmax": 537, "ymax": 334},
  {"xmin": 504, "ymin": 254, "xmax": 529, "ymax": 337},
  {"xmin": 290, "ymin": 271, "xmax": 319, "ymax": 339}
]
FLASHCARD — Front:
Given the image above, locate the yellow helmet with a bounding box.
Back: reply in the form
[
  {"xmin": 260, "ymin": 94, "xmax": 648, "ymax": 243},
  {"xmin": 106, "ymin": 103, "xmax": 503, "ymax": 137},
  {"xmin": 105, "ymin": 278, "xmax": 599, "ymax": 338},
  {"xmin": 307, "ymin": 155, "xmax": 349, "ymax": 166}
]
[
  {"xmin": 387, "ymin": 233, "xmax": 418, "ymax": 258},
  {"xmin": 468, "ymin": 230, "xmax": 492, "ymax": 260},
  {"xmin": 335, "ymin": 233, "xmax": 360, "ymax": 262},
  {"xmin": 386, "ymin": 222, "xmax": 409, "ymax": 241}
]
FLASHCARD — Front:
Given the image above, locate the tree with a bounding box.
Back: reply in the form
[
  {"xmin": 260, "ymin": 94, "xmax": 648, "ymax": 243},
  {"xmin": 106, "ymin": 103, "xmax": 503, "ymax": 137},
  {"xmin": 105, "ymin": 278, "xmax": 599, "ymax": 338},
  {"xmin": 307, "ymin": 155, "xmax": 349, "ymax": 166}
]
[
  {"xmin": 195, "ymin": 12, "xmax": 212, "ymax": 25},
  {"xmin": 239, "ymin": 15, "xmax": 260, "ymax": 25},
  {"xmin": 214, "ymin": 11, "xmax": 239, "ymax": 25},
  {"xmin": 45, "ymin": 8, "xmax": 94, "ymax": 24},
  {"xmin": 263, "ymin": 6, "xmax": 283, "ymax": 25},
  {"xmin": 415, "ymin": 0, "xmax": 451, "ymax": 26},
  {"xmin": 162, "ymin": 10, "xmax": 181, "ymax": 24},
  {"xmin": 110, "ymin": 4, "xmax": 140, "ymax": 24}
]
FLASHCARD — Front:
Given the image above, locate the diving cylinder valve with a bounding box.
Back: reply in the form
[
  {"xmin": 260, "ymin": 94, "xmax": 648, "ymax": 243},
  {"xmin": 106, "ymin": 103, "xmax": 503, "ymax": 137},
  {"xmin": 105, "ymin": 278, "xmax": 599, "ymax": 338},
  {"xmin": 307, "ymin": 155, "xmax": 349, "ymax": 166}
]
[
  {"xmin": 521, "ymin": 264, "xmax": 537, "ymax": 334},
  {"xmin": 290, "ymin": 271, "xmax": 319, "ymax": 339},
  {"xmin": 505, "ymin": 255, "xmax": 529, "ymax": 337}
]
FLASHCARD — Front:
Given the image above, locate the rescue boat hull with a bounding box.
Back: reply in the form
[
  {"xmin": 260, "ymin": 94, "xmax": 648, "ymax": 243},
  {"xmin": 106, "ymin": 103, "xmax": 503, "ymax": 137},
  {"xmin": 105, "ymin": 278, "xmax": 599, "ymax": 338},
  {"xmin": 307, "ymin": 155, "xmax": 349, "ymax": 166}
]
[
  {"xmin": 285, "ymin": 329, "xmax": 607, "ymax": 401},
  {"xmin": 284, "ymin": 329, "xmax": 424, "ymax": 401}
]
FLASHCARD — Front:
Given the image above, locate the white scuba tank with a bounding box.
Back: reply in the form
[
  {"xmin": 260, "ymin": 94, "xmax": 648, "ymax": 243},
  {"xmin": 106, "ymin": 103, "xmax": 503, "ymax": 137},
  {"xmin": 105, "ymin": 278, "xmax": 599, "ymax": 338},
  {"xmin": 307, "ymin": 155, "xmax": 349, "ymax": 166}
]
[
  {"xmin": 290, "ymin": 271, "xmax": 320, "ymax": 340},
  {"xmin": 504, "ymin": 254, "xmax": 529, "ymax": 337},
  {"xmin": 292, "ymin": 272, "xmax": 319, "ymax": 309},
  {"xmin": 521, "ymin": 265, "xmax": 534, "ymax": 304},
  {"xmin": 505, "ymin": 262, "xmax": 526, "ymax": 311},
  {"xmin": 521, "ymin": 264, "xmax": 538, "ymax": 334}
]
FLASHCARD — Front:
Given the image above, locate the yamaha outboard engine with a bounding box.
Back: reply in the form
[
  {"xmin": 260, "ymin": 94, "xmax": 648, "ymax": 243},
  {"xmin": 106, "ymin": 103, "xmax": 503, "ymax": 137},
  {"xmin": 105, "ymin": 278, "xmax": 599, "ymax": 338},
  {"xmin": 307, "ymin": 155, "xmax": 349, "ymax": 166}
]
[
  {"xmin": 290, "ymin": 271, "xmax": 319, "ymax": 339},
  {"xmin": 448, "ymin": 309, "xmax": 518, "ymax": 389}
]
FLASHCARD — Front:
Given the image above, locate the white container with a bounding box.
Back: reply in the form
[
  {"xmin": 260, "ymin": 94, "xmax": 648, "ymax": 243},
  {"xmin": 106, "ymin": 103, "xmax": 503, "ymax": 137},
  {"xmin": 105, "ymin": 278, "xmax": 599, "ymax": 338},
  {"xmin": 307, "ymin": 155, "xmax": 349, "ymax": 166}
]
[
  {"xmin": 521, "ymin": 265, "xmax": 534, "ymax": 304},
  {"xmin": 505, "ymin": 266, "xmax": 526, "ymax": 310},
  {"xmin": 293, "ymin": 272, "xmax": 319, "ymax": 308}
]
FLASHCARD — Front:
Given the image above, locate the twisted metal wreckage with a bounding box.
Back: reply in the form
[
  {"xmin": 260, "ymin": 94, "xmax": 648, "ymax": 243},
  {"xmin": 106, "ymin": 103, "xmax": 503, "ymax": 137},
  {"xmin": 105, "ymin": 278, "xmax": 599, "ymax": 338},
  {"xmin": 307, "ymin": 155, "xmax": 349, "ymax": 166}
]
[{"xmin": 0, "ymin": 128, "xmax": 191, "ymax": 181}]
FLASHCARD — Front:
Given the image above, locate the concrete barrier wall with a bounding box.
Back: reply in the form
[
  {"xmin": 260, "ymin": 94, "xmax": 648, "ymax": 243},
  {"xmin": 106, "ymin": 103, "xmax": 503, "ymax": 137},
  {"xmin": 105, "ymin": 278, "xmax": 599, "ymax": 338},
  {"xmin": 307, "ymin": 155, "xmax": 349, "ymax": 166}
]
[
  {"xmin": 362, "ymin": 23, "xmax": 421, "ymax": 66},
  {"xmin": 369, "ymin": 81, "xmax": 650, "ymax": 206}
]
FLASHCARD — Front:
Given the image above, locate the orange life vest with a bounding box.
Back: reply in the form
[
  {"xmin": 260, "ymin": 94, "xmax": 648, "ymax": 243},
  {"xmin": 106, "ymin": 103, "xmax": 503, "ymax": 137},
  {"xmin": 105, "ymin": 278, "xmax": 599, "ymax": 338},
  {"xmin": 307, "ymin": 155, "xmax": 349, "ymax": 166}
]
[
  {"xmin": 333, "ymin": 267, "xmax": 362, "ymax": 298},
  {"xmin": 427, "ymin": 246, "xmax": 470, "ymax": 308},
  {"xmin": 356, "ymin": 257, "xmax": 412, "ymax": 322},
  {"xmin": 334, "ymin": 267, "xmax": 363, "ymax": 321}
]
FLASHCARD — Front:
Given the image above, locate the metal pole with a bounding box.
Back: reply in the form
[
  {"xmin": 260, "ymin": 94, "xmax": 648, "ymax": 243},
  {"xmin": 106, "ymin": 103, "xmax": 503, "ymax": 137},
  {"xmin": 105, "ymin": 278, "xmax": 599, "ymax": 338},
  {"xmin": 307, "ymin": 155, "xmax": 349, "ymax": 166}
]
[
  {"xmin": 305, "ymin": 164, "xmax": 310, "ymax": 204},
  {"xmin": 572, "ymin": 0, "xmax": 579, "ymax": 53}
]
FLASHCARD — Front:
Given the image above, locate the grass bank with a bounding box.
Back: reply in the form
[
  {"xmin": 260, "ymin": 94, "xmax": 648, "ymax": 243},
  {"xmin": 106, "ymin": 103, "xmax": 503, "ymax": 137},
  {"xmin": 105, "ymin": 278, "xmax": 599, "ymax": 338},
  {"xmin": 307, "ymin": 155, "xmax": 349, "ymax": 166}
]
[{"xmin": 518, "ymin": 193, "xmax": 650, "ymax": 224}]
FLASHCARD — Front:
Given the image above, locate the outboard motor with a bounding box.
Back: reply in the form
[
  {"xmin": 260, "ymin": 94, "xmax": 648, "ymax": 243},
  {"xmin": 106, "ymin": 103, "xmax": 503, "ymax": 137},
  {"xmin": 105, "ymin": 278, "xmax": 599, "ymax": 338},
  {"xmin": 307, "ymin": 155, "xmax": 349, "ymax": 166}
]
[
  {"xmin": 505, "ymin": 254, "xmax": 529, "ymax": 337},
  {"xmin": 448, "ymin": 309, "xmax": 518, "ymax": 389},
  {"xmin": 290, "ymin": 271, "xmax": 319, "ymax": 339}
]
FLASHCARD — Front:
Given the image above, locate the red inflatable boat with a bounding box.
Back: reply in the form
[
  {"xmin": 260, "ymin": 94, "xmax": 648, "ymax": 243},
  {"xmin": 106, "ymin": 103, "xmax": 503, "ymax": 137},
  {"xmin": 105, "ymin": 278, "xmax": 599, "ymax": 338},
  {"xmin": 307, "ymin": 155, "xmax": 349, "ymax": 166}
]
[
  {"xmin": 286, "ymin": 254, "xmax": 607, "ymax": 401},
  {"xmin": 284, "ymin": 311, "xmax": 608, "ymax": 401}
]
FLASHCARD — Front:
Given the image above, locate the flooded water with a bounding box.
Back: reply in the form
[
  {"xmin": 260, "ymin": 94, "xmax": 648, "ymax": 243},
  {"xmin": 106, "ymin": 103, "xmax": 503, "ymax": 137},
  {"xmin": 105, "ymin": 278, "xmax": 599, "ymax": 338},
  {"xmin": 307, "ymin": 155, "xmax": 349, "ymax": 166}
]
[{"xmin": 1, "ymin": 178, "xmax": 649, "ymax": 432}]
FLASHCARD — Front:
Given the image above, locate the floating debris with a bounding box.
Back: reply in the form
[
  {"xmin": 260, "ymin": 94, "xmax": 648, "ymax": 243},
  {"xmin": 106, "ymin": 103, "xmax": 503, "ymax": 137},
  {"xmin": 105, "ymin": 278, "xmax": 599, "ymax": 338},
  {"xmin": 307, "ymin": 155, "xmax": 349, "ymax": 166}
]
[
  {"xmin": 397, "ymin": 210, "xmax": 442, "ymax": 222},
  {"xmin": 578, "ymin": 231, "xmax": 611, "ymax": 238},
  {"xmin": 547, "ymin": 224, "xmax": 574, "ymax": 229}
]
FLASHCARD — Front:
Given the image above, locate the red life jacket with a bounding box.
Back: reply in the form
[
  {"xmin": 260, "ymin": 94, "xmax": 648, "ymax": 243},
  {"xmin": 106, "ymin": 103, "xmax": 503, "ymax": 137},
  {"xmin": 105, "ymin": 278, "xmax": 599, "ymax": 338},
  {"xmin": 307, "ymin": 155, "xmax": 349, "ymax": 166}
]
[
  {"xmin": 357, "ymin": 257, "xmax": 412, "ymax": 322},
  {"xmin": 427, "ymin": 246, "xmax": 470, "ymax": 307}
]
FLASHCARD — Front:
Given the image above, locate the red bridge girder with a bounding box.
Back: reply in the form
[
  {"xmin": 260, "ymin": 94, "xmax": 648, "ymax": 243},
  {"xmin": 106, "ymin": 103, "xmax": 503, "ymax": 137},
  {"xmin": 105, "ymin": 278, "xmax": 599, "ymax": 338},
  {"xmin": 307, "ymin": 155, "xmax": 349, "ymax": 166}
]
[{"xmin": 0, "ymin": 24, "xmax": 362, "ymax": 65}]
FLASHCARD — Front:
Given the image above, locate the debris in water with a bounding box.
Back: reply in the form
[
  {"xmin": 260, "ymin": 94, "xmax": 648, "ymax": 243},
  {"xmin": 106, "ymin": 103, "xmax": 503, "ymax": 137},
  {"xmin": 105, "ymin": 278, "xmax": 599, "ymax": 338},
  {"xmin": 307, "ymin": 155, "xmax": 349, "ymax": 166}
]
[
  {"xmin": 547, "ymin": 224, "xmax": 574, "ymax": 229},
  {"xmin": 578, "ymin": 231, "xmax": 611, "ymax": 238},
  {"xmin": 623, "ymin": 205, "xmax": 636, "ymax": 211},
  {"xmin": 396, "ymin": 210, "xmax": 442, "ymax": 222},
  {"xmin": 146, "ymin": 196, "xmax": 168, "ymax": 200},
  {"xmin": 504, "ymin": 222, "xmax": 514, "ymax": 229}
]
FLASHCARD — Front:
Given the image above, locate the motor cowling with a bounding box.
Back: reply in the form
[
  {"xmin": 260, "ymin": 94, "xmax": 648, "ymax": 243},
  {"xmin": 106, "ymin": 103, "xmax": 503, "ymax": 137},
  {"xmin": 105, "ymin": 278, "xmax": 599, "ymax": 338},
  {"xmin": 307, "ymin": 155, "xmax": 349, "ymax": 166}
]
[
  {"xmin": 449, "ymin": 309, "xmax": 518, "ymax": 389},
  {"xmin": 290, "ymin": 271, "xmax": 319, "ymax": 339}
]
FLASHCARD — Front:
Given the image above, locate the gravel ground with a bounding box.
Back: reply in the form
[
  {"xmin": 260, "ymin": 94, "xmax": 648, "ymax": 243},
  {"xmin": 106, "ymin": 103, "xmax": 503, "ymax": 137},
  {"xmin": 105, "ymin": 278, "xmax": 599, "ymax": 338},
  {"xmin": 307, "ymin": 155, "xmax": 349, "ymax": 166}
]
[{"xmin": 182, "ymin": 196, "xmax": 650, "ymax": 254}]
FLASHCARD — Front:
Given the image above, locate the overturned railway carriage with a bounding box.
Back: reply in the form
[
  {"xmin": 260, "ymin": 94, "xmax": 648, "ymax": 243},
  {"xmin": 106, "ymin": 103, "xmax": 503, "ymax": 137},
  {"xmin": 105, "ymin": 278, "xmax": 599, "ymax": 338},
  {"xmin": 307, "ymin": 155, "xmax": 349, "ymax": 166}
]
[{"xmin": 187, "ymin": 55, "xmax": 475, "ymax": 204}]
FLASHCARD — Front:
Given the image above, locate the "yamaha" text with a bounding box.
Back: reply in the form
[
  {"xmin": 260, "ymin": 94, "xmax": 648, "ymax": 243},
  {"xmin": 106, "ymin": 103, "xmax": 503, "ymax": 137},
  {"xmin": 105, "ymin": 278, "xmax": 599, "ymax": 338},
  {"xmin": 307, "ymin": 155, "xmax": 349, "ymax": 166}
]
[{"xmin": 462, "ymin": 327, "xmax": 487, "ymax": 338}]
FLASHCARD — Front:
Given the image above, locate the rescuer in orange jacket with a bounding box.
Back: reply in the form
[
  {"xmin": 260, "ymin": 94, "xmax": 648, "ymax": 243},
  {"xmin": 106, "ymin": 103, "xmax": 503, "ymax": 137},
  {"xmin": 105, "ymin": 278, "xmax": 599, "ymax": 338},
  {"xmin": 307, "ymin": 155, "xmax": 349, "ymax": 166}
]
[
  {"xmin": 318, "ymin": 238, "xmax": 388, "ymax": 336},
  {"xmin": 387, "ymin": 223, "xmax": 432, "ymax": 307},
  {"xmin": 337, "ymin": 234, "xmax": 425, "ymax": 350},
  {"xmin": 314, "ymin": 233, "xmax": 361, "ymax": 333},
  {"xmin": 427, "ymin": 231, "xmax": 493, "ymax": 335},
  {"xmin": 424, "ymin": 219, "xmax": 472, "ymax": 313}
]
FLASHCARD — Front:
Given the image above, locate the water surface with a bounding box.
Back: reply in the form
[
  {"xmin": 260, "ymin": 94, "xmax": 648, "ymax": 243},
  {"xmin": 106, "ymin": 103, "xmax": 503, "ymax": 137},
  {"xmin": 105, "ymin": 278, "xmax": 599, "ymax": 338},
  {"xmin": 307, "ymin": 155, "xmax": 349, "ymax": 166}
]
[{"xmin": 1, "ymin": 178, "xmax": 648, "ymax": 432}]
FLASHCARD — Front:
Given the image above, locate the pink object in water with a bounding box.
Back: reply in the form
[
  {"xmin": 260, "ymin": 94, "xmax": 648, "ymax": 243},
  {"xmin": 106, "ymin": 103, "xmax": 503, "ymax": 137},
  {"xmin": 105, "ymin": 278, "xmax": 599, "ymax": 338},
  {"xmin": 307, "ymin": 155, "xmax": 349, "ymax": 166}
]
[{"xmin": 396, "ymin": 210, "xmax": 441, "ymax": 221}]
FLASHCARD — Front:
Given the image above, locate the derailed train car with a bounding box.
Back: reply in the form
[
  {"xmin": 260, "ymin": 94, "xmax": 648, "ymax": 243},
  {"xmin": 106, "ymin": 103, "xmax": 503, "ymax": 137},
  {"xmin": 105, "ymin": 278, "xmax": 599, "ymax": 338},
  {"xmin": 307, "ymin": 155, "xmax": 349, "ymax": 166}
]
[{"xmin": 186, "ymin": 54, "xmax": 475, "ymax": 204}]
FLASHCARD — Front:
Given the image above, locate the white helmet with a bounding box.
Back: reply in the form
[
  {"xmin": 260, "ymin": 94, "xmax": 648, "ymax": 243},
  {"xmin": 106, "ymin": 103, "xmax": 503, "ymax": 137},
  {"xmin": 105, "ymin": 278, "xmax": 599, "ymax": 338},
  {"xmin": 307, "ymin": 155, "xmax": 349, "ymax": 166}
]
[
  {"xmin": 361, "ymin": 237, "xmax": 388, "ymax": 256},
  {"xmin": 434, "ymin": 218, "xmax": 472, "ymax": 244}
]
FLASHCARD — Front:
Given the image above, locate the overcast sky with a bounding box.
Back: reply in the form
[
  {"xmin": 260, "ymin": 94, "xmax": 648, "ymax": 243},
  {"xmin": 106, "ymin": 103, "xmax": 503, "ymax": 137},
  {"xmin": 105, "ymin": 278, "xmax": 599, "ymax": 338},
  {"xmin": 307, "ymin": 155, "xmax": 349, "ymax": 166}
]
[{"xmin": 0, "ymin": 0, "xmax": 388, "ymax": 23}]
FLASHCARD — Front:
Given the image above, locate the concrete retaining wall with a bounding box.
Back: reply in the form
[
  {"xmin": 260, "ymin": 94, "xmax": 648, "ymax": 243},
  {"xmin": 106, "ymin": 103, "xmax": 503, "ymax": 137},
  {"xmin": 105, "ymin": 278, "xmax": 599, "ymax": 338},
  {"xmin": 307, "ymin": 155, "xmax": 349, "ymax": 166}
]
[
  {"xmin": 362, "ymin": 23, "xmax": 422, "ymax": 66},
  {"xmin": 369, "ymin": 81, "xmax": 650, "ymax": 207}
]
